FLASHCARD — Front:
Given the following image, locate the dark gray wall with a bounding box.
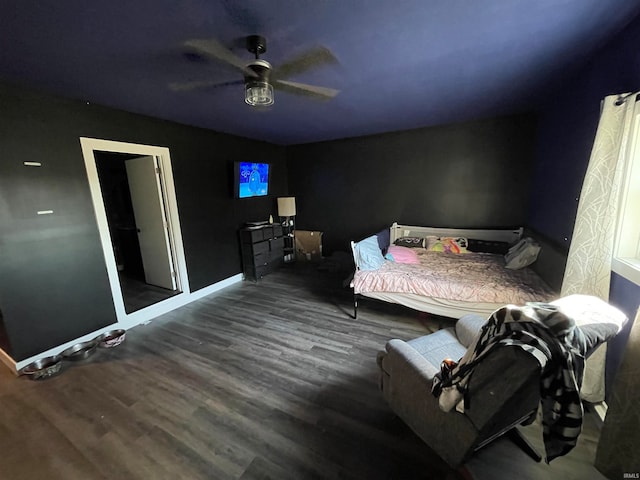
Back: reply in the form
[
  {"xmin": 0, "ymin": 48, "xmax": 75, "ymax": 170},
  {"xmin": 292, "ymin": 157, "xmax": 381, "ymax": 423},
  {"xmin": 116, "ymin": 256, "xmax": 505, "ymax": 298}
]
[
  {"xmin": 0, "ymin": 82, "xmax": 286, "ymax": 361},
  {"xmin": 529, "ymin": 15, "xmax": 640, "ymax": 248},
  {"xmin": 287, "ymin": 114, "xmax": 538, "ymax": 254}
]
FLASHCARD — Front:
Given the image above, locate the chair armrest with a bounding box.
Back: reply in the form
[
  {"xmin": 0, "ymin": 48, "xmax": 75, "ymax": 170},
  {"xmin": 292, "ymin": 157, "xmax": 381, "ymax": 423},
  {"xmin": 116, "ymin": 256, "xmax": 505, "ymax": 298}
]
[
  {"xmin": 455, "ymin": 314, "xmax": 487, "ymax": 348},
  {"xmin": 379, "ymin": 339, "xmax": 477, "ymax": 467}
]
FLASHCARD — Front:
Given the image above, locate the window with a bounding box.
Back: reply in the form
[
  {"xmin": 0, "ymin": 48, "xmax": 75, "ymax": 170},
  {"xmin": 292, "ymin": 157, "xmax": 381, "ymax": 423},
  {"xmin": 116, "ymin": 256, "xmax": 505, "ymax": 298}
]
[{"xmin": 612, "ymin": 103, "xmax": 640, "ymax": 286}]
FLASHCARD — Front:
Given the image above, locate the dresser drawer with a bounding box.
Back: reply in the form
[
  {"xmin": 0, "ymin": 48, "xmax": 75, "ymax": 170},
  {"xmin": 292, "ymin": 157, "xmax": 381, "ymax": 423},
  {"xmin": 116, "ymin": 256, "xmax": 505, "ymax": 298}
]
[
  {"xmin": 252, "ymin": 240, "xmax": 270, "ymax": 255},
  {"xmin": 241, "ymin": 248, "xmax": 267, "ymax": 266},
  {"xmin": 240, "ymin": 228, "xmax": 264, "ymax": 243},
  {"xmin": 244, "ymin": 264, "xmax": 270, "ymax": 280},
  {"xmin": 270, "ymin": 237, "xmax": 285, "ymax": 252}
]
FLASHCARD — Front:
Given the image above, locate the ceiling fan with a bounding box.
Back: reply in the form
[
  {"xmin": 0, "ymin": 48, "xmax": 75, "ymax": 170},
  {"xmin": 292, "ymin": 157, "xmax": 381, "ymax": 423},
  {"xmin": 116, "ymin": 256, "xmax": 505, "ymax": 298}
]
[{"xmin": 170, "ymin": 35, "xmax": 340, "ymax": 107}]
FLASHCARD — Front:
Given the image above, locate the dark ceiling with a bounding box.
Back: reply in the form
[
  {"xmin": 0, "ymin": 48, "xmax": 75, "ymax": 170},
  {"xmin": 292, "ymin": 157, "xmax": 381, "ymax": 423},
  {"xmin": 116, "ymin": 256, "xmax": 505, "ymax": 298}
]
[{"xmin": 3, "ymin": 1, "xmax": 640, "ymax": 145}]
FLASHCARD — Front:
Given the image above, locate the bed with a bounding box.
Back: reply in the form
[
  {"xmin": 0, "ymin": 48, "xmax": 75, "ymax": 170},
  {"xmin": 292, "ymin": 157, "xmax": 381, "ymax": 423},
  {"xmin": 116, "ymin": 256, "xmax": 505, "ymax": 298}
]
[{"xmin": 350, "ymin": 223, "xmax": 557, "ymax": 319}]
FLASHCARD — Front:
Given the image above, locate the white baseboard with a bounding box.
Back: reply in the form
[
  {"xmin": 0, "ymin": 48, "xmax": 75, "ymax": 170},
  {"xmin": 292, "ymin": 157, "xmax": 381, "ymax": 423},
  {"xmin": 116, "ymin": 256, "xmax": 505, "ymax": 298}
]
[
  {"xmin": 5, "ymin": 273, "xmax": 243, "ymax": 373},
  {"xmin": 188, "ymin": 273, "xmax": 244, "ymax": 301},
  {"xmin": 0, "ymin": 348, "xmax": 18, "ymax": 376},
  {"xmin": 593, "ymin": 401, "xmax": 608, "ymax": 422}
]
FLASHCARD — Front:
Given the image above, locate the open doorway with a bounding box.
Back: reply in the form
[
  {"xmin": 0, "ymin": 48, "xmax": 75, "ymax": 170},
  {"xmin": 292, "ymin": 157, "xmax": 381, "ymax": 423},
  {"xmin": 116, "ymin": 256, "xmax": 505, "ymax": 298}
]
[
  {"xmin": 94, "ymin": 151, "xmax": 179, "ymax": 312},
  {"xmin": 81, "ymin": 138, "xmax": 190, "ymax": 325}
]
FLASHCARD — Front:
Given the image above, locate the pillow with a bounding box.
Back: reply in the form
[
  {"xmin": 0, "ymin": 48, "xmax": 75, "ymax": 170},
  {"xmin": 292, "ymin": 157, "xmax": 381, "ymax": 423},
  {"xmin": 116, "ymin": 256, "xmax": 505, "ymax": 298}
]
[
  {"xmin": 428, "ymin": 237, "xmax": 468, "ymax": 254},
  {"xmin": 385, "ymin": 245, "xmax": 420, "ymax": 264},
  {"xmin": 353, "ymin": 235, "xmax": 386, "ymax": 271},
  {"xmin": 504, "ymin": 237, "xmax": 541, "ymax": 269},
  {"xmin": 376, "ymin": 228, "xmax": 391, "ymax": 255},
  {"xmin": 467, "ymin": 238, "xmax": 510, "ymax": 255},
  {"xmin": 442, "ymin": 237, "xmax": 468, "ymax": 254},
  {"xmin": 424, "ymin": 235, "xmax": 440, "ymax": 250},
  {"xmin": 551, "ymin": 294, "xmax": 627, "ymax": 357},
  {"xmin": 579, "ymin": 323, "xmax": 623, "ymax": 357},
  {"xmin": 394, "ymin": 236, "xmax": 425, "ymax": 248},
  {"xmin": 426, "ymin": 239, "xmax": 444, "ymax": 252}
]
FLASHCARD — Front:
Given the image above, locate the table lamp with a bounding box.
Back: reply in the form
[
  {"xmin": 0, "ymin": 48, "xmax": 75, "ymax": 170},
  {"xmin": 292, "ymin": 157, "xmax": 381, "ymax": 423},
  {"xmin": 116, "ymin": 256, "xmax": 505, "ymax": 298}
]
[{"xmin": 277, "ymin": 197, "xmax": 296, "ymax": 228}]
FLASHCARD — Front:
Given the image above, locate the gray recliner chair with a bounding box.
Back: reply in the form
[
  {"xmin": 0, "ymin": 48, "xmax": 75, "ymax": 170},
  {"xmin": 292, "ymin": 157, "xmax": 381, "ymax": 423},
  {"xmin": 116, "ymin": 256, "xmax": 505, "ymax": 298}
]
[{"xmin": 376, "ymin": 295, "xmax": 627, "ymax": 467}]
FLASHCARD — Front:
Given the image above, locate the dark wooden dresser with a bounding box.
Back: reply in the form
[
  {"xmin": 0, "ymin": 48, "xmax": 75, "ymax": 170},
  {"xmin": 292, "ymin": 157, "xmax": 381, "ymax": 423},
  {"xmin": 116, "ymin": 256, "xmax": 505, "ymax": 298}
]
[{"xmin": 239, "ymin": 224, "xmax": 284, "ymax": 281}]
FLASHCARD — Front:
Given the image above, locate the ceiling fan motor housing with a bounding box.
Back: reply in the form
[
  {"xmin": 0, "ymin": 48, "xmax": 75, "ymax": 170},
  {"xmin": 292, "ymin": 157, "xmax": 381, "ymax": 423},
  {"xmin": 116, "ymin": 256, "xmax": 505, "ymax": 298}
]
[
  {"xmin": 244, "ymin": 59, "xmax": 274, "ymax": 106},
  {"xmin": 245, "ymin": 59, "xmax": 271, "ymax": 83}
]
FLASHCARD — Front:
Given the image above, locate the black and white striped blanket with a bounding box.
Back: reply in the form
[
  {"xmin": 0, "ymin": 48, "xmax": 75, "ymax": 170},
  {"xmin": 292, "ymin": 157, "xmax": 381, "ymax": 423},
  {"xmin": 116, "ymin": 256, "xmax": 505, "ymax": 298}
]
[{"xmin": 433, "ymin": 303, "xmax": 588, "ymax": 463}]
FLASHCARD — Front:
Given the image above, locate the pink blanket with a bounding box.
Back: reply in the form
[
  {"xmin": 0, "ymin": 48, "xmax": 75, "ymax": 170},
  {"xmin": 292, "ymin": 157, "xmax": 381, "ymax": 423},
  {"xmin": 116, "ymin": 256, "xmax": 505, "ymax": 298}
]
[{"xmin": 353, "ymin": 250, "xmax": 555, "ymax": 305}]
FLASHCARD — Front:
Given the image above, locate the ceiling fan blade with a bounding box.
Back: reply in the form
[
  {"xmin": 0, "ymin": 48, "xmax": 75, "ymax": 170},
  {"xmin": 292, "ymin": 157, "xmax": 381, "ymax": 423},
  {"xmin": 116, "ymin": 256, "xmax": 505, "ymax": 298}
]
[
  {"xmin": 183, "ymin": 38, "xmax": 257, "ymax": 77},
  {"xmin": 271, "ymin": 46, "xmax": 338, "ymax": 80},
  {"xmin": 169, "ymin": 79, "xmax": 244, "ymax": 92},
  {"xmin": 274, "ymin": 79, "xmax": 339, "ymax": 99}
]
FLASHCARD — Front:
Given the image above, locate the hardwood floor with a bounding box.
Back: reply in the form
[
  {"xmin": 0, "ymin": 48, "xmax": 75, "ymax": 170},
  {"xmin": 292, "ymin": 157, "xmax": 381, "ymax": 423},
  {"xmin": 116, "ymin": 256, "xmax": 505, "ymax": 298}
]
[
  {"xmin": 118, "ymin": 273, "xmax": 180, "ymax": 313},
  {"xmin": 0, "ymin": 263, "xmax": 605, "ymax": 479}
]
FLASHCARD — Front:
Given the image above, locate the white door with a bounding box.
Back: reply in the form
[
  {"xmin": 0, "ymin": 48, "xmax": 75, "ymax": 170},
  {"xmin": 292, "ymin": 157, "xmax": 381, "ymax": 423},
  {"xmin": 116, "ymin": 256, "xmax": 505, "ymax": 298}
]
[{"xmin": 125, "ymin": 155, "xmax": 177, "ymax": 290}]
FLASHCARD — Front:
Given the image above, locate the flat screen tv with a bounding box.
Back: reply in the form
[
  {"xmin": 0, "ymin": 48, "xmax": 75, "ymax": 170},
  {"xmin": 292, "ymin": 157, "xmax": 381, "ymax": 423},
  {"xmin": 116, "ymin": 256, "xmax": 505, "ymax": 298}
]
[{"xmin": 235, "ymin": 162, "xmax": 270, "ymax": 198}]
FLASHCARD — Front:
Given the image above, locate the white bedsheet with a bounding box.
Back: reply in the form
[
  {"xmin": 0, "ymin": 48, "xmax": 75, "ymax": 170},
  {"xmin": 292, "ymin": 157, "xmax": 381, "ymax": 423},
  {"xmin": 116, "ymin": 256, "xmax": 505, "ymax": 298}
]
[{"xmin": 358, "ymin": 291, "xmax": 504, "ymax": 318}]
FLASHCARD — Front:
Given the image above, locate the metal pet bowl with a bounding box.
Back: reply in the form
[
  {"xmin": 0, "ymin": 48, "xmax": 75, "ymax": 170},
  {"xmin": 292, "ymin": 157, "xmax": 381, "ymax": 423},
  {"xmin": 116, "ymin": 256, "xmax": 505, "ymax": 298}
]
[
  {"xmin": 20, "ymin": 355, "xmax": 63, "ymax": 380},
  {"xmin": 96, "ymin": 329, "xmax": 126, "ymax": 348},
  {"xmin": 61, "ymin": 340, "xmax": 98, "ymax": 361}
]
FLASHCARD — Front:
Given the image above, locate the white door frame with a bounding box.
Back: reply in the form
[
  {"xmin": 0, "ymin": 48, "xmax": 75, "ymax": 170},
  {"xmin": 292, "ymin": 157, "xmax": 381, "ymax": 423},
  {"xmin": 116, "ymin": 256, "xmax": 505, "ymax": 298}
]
[{"xmin": 80, "ymin": 137, "xmax": 190, "ymax": 328}]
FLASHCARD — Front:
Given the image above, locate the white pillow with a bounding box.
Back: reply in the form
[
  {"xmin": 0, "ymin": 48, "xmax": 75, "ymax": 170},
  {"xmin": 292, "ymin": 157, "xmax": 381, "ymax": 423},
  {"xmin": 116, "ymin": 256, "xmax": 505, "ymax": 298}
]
[{"xmin": 505, "ymin": 237, "xmax": 541, "ymax": 269}]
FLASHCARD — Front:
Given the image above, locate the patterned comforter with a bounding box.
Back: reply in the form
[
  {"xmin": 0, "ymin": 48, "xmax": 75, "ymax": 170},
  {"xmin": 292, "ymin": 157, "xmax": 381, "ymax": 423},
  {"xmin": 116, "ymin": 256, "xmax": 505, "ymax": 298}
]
[{"xmin": 353, "ymin": 250, "xmax": 555, "ymax": 305}]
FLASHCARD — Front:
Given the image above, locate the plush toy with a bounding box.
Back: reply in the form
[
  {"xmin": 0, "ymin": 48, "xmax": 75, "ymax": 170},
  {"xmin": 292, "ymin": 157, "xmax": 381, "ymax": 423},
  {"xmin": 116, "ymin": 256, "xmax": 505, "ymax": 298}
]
[{"xmin": 433, "ymin": 237, "xmax": 468, "ymax": 254}]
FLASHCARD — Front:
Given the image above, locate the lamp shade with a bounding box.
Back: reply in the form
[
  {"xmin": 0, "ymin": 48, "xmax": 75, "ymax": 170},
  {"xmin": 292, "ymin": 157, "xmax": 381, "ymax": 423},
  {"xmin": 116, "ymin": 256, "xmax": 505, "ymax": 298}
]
[{"xmin": 277, "ymin": 197, "xmax": 296, "ymax": 217}]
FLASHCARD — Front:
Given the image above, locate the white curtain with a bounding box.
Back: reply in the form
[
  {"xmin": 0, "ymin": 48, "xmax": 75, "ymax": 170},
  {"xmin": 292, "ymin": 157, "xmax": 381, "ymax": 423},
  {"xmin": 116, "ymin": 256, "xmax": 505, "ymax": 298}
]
[{"xmin": 562, "ymin": 93, "xmax": 637, "ymax": 402}]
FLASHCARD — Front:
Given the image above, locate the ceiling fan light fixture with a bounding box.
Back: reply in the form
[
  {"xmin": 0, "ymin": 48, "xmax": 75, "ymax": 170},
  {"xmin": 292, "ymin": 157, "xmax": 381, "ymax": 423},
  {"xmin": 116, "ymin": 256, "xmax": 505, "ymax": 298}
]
[
  {"xmin": 245, "ymin": 80, "xmax": 274, "ymax": 107},
  {"xmin": 176, "ymin": 35, "xmax": 338, "ymax": 106}
]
